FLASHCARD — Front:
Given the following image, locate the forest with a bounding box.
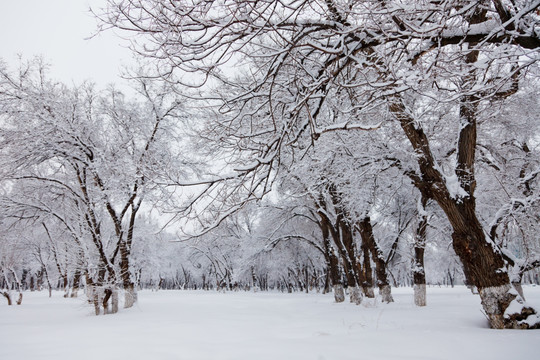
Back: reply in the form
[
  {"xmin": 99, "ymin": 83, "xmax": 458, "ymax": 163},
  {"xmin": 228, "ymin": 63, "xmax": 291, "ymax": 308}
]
[{"xmin": 1, "ymin": 0, "xmax": 540, "ymax": 332}]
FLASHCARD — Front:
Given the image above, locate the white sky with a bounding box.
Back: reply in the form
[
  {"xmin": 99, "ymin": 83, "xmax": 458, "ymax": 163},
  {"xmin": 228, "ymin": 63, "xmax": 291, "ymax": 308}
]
[{"xmin": 0, "ymin": 0, "xmax": 133, "ymax": 89}]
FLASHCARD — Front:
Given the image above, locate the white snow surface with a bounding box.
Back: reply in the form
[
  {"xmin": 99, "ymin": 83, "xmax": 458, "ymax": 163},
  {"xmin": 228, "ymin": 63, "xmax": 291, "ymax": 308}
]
[{"xmin": 1, "ymin": 286, "xmax": 539, "ymax": 360}]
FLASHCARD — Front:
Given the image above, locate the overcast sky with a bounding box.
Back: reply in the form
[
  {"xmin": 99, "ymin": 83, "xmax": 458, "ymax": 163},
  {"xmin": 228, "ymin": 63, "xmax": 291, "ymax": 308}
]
[{"xmin": 0, "ymin": 0, "xmax": 132, "ymax": 89}]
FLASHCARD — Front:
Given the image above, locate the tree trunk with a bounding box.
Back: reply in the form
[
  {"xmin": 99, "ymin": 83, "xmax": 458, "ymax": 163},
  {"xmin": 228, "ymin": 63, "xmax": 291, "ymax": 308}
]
[
  {"xmin": 120, "ymin": 206, "xmax": 138, "ymax": 308},
  {"xmin": 324, "ymin": 231, "xmax": 344, "ymax": 302},
  {"xmin": 349, "ymin": 286, "xmax": 363, "ymax": 305},
  {"xmin": 413, "ymin": 196, "xmax": 428, "ymax": 307},
  {"xmin": 316, "ymin": 194, "xmax": 351, "ymax": 303},
  {"xmin": 360, "ymin": 240, "xmax": 375, "ymax": 298},
  {"xmin": 392, "ymin": 96, "xmax": 540, "ymax": 328},
  {"xmin": 9, "ymin": 268, "xmax": 23, "ymax": 305},
  {"xmin": 112, "ymin": 288, "xmax": 119, "ymax": 314},
  {"xmin": 338, "ymin": 219, "xmax": 362, "ymax": 305},
  {"xmin": 103, "ymin": 288, "xmax": 112, "ymax": 315},
  {"xmin": 322, "ymin": 185, "xmax": 363, "ymax": 304},
  {"xmin": 124, "ymin": 284, "xmax": 137, "ymax": 309},
  {"xmin": 333, "ymin": 284, "xmax": 346, "ymax": 303},
  {"xmin": 71, "ymin": 269, "xmax": 82, "ymax": 298},
  {"xmin": 358, "ymin": 217, "xmax": 394, "ymax": 303},
  {"xmin": 1, "ymin": 291, "xmax": 12, "ymax": 305}
]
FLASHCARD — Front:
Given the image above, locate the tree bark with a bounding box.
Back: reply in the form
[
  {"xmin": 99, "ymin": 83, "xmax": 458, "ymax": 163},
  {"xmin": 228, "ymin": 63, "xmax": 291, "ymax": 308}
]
[
  {"xmin": 9, "ymin": 268, "xmax": 23, "ymax": 305},
  {"xmin": 70, "ymin": 268, "xmax": 82, "ymax": 298},
  {"xmin": 413, "ymin": 195, "xmax": 428, "ymax": 307},
  {"xmin": 357, "ymin": 217, "xmax": 394, "ymax": 303},
  {"xmin": 339, "ymin": 220, "xmax": 363, "ymax": 305},
  {"xmin": 1, "ymin": 291, "xmax": 12, "ymax": 305},
  {"xmin": 327, "ymin": 186, "xmax": 363, "ymax": 304},
  {"xmin": 360, "ymin": 238, "xmax": 375, "ymax": 298},
  {"xmin": 316, "ymin": 193, "xmax": 360, "ymax": 303},
  {"xmin": 119, "ymin": 203, "xmax": 139, "ymax": 309},
  {"xmin": 391, "ymin": 96, "xmax": 539, "ymax": 328},
  {"xmin": 321, "ymin": 217, "xmax": 343, "ymax": 302}
]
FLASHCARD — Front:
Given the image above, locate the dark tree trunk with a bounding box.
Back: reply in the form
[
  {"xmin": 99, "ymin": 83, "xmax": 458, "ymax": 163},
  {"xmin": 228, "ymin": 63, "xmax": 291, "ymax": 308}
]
[
  {"xmin": 9, "ymin": 269, "xmax": 23, "ymax": 305},
  {"xmin": 360, "ymin": 236, "xmax": 375, "ymax": 298},
  {"xmin": 413, "ymin": 195, "xmax": 428, "ymax": 306},
  {"xmin": 71, "ymin": 269, "xmax": 82, "ymax": 298},
  {"xmin": 1, "ymin": 291, "xmax": 12, "ymax": 305},
  {"xmin": 120, "ymin": 204, "xmax": 138, "ymax": 309},
  {"xmin": 325, "ymin": 234, "xmax": 344, "ymax": 302},
  {"xmin": 358, "ymin": 217, "xmax": 394, "ymax": 303},
  {"xmin": 30, "ymin": 276, "xmax": 35, "ymax": 292},
  {"xmin": 42, "ymin": 266, "xmax": 52, "ymax": 298},
  {"xmin": 326, "ymin": 186, "xmax": 362, "ymax": 304},
  {"xmin": 339, "ymin": 220, "xmax": 362, "ymax": 304},
  {"xmin": 316, "ymin": 196, "xmax": 349, "ymax": 303},
  {"xmin": 392, "ymin": 95, "xmax": 539, "ymax": 328}
]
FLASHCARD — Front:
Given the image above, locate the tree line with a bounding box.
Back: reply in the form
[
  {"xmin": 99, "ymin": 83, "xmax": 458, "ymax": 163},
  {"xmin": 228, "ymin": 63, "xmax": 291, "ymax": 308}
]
[{"xmin": 1, "ymin": 0, "xmax": 540, "ymax": 329}]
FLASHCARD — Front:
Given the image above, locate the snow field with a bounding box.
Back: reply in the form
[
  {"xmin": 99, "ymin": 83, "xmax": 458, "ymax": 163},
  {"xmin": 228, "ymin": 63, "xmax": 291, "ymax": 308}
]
[{"xmin": 1, "ymin": 286, "xmax": 539, "ymax": 360}]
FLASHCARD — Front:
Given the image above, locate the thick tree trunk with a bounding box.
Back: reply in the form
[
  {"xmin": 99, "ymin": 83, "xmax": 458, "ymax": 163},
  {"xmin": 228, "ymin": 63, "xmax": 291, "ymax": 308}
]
[
  {"xmin": 392, "ymin": 96, "xmax": 540, "ymax": 328},
  {"xmin": 319, "ymin": 211, "xmax": 345, "ymax": 302},
  {"xmin": 124, "ymin": 284, "xmax": 137, "ymax": 309},
  {"xmin": 327, "ymin": 216, "xmax": 359, "ymax": 302},
  {"xmin": 85, "ymin": 273, "xmax": 102, "ymax": 315},
  {"xmin": 103, "ymin": 288, "xmax": 112, "ymax": 315},
  {"xmin": 339, "ymin": 221, "xmax": 363, "ymax": 305},
  {"xmin": 120, "ymin": 207, "xmax": 138, "ymax": 308},
  {"xmin": 112, "ymin": 288, "xmax": 119, "ymax": 314},
  {"xmin": 358, "ymin": 217, "xmax": 394, "ymax": 303},
  {"xmin": 333, "ymin": 284, "xmax": 345, "ymax": 303},
  {"xmin": 102, "ymin": 287, "xmax": 119, "ymax": 314},
  {"xmin": 413, "ymin": 196, "xmax": 428, "ymax": 307},
  {"xmin": 316, "ymin": 192, "xmax": 362, "ymax": 303},
  {"xmin": 324, "ymin": 185, "xmax": 363, "ymax": 304},
  {"xmin": 70, "ymin": 269, "xmax": 82, "ymax": 298},
  {"xmin": 349, "ymin": 286, "xmax": 363, "ymax": 305},
  {"xmin": 360, "ymin": 240, "xmax": 375, "ymax": 298},
  {"xmin": 119, "ymin": 241, "xmax": 137, "ymax": 308}
]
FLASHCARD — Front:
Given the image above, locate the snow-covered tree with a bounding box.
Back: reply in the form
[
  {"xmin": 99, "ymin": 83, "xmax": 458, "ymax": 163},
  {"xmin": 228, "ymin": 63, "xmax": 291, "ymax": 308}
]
[
  {"xmin": 100, "ymin": 0, "xmax": 540, "ymax": 328},
  {"xmin": 0, "ymin": 58, "xmax": 188, "ymax": 313}
]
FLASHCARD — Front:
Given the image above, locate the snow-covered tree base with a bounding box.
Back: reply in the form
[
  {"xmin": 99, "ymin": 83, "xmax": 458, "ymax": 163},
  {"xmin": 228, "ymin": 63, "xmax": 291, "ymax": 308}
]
[
  {"xmin": 87, "ymin": 286, "xmax": 119, "ymax": 315},
  {"xmin": 2, "ymin": 290, "xmax": 12, "ymax": 305},
  {"xmin": 363, "ymin": 286, "xmax": 375, "ymax": 298},
  {"xmin": 349, "ymin": 287, "xmax": 362, "ymax": 305},
  {"xmin": 479, "ymin": 285, "xmax": 540, "ymax": 329},
  {"xmin": 333, "ymin": 285, "xmax": 345, "ymax": 303},
  {"xmin": 414, "ymin": 284, "xmax": 426, "ymax": 307},
  {"xmin": 124, "ymin": 287, "xmax": 137, "ymax": 309},
  {"xmin": 379, "ymin": 285, "xmax": 394, "ymax": 303}
]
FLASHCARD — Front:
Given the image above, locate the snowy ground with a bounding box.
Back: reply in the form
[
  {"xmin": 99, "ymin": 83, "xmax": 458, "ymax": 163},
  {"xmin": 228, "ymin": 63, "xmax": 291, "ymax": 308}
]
[{"xmin": 1, "ymin": 286, "xmax": 539, "ymax": 360}]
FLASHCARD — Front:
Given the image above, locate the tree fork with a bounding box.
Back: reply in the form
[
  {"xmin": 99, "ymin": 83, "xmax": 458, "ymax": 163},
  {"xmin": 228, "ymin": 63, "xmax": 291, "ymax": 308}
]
[
  {"xmin": 391, "ymin": 96, "xmax": 539, "ymax": 328},
  {"xmin": 357, "ymin": 217, "xmax": 393, "ymax": 303}
]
